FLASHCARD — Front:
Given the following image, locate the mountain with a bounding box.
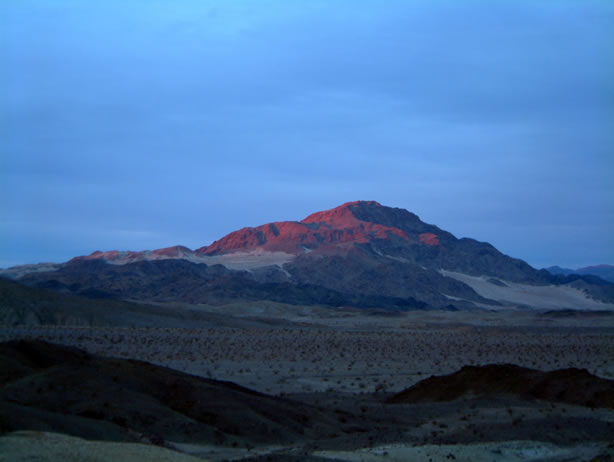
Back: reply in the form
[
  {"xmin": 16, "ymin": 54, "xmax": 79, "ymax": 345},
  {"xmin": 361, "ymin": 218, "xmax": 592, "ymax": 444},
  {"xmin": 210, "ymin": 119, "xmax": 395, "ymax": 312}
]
[
  {"xmin": 3, "ymin": 201, "xmax": 614, "ymax": 311},
  {"xmin": 545, "ymin": 264, "xmax": 614, "ymax": 284},
  {"xmin": 61, "ymin": 201, "xmax": 539, "ymax": 281},
  {"xmin": 197, "ymin": 200, "xmax": 537, "ymax": 279}
]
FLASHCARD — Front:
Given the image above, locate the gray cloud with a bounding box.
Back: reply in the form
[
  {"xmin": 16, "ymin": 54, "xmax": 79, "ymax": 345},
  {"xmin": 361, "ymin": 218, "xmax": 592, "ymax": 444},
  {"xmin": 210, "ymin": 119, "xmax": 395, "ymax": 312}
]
[{"xmin": 1, "ymin": 0, "xmax": 612, "ymax": 267}]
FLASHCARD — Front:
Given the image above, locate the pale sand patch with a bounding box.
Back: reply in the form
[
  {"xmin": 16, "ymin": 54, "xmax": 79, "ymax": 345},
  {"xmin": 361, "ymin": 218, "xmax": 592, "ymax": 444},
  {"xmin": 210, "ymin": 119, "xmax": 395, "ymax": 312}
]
[
  {"xmin": 0, "ymin": 431, "xmax": 206, "ymax": 462},
  {"xmin": 315, "ymin": 440, "xmax": 608, "ymax": 462},
  {"xmin": 124, "ymin": 249, "xmax": 296, "ymax": 271},
  {"xmin": 201, "ymin": 250, "xmax": 295, "ymax": 271},
  {"xmin": 171, "ymin": 442, "xmax": 287, "ymax": 461},
  {"xmin": 441, "ymin": 270, "xmax": 614, "ymax": 310}
]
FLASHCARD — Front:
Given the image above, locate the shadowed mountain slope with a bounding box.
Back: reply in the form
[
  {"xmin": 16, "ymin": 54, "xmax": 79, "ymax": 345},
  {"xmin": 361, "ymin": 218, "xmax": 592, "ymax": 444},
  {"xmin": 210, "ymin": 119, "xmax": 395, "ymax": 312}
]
[
  {"xmin": 0, "ymin": 278, "xmax": 314, "ymax": 328},
  {"xmin": 13, "ymin": 259, "xmax": 431, "ymax": 310},
  {"xmin": 546, "ymin": 264, "xmax": 614, "ymax": 284}
]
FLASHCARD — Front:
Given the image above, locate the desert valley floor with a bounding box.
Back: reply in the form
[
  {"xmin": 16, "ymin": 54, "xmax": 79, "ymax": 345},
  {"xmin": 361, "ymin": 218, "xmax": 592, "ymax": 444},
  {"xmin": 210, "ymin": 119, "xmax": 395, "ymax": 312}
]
[{"xmin": 1, "ymin": 305, "xmax": 613, "ymax": 462}]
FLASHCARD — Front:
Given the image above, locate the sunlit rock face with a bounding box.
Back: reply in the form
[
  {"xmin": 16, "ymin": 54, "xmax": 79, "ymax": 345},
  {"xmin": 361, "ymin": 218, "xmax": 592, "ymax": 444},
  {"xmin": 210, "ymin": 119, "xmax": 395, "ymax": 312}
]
[{"xmin": 197, "ymin": 201, "xmax": 418, "ymax": 256}]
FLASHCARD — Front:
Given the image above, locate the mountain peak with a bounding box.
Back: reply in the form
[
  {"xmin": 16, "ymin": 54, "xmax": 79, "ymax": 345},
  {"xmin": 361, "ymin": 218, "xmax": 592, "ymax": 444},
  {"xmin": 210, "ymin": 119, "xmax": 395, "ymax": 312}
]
[
  {"xmin": 199, "ymin": 201, "xmax": 411, "ymax": 256},
  {"xmin": 301, "ymin": 200, "xmax": 382, "ymax": 225}
]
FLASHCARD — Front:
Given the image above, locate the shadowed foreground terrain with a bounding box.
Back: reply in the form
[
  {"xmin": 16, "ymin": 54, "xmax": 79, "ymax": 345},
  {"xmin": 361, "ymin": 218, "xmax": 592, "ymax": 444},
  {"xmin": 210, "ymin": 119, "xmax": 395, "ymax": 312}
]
[
  {"xmin": 387, "ymin": 364, "xmax": 614, "ymax": 408},
  {"xmin": 1, "ymin": 339, "xmax": 613, "ymax": 462},
  {"xmin": 0, "ymin": 340, "xmax": 339, "ymax": 447}
]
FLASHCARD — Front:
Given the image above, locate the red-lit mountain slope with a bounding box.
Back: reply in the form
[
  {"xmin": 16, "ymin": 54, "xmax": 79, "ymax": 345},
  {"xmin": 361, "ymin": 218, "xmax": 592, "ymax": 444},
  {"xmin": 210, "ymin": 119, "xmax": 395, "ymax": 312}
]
[{"xmin": 197, "ymin": 201, "xmax": 434, "ymax": 256}]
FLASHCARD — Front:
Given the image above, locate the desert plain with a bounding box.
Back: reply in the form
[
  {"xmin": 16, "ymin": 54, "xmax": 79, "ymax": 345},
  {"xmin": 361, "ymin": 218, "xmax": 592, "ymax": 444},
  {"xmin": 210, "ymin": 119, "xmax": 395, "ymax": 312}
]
[{"xmin": 1, "ymin": 303, "xmax": 613, "ymax": 462}]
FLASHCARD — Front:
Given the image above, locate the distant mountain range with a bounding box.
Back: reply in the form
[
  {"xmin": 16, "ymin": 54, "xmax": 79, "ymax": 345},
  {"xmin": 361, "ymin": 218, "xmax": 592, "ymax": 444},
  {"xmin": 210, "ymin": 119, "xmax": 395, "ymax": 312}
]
[
  {"xmin": 2, "ymin": 201, "xmax": 614, "ymax": 311},
  {"xmin": 544, "ymin": 265, "xmax": 614, "ymax": 284}
]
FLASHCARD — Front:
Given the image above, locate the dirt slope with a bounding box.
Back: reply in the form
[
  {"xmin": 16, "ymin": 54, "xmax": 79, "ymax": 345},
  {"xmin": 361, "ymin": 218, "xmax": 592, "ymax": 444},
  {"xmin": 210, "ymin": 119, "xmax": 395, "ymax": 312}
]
[{"xmin": 387, "ymin": 363, "xmax": 614, "ymax": 408}]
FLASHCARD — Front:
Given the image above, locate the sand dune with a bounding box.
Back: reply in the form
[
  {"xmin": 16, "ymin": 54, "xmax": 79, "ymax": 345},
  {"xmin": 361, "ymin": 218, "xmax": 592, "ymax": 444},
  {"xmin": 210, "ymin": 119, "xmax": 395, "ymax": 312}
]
[{"xmin": 441, "ymin": 270, "xmax": 614, "ymax": 310}]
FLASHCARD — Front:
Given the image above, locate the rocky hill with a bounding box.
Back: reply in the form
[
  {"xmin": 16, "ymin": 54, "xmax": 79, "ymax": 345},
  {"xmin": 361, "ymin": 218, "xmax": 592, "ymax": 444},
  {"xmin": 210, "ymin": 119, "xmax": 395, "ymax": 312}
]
[{"xmin": 387, "ymin": 364, "xmax": 614, "ymax": 408}]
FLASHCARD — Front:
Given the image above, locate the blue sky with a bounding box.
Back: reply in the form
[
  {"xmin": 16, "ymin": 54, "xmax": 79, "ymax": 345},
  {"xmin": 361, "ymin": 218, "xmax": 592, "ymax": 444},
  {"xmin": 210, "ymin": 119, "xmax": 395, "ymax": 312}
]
[{"xmin": 1, "ymin": 0, "xmax": 613, "ymax": 269}]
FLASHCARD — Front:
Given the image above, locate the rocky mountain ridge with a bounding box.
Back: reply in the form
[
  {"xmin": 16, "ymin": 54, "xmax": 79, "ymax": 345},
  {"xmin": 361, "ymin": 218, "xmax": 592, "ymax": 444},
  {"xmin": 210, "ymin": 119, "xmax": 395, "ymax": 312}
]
[
  {"xmin": 3, "ymin": 201, "xmax": 614, "ymax": 310},
  {"xmin": 545, "ymin": 264, "xmax": 614, "ymax": 284}
]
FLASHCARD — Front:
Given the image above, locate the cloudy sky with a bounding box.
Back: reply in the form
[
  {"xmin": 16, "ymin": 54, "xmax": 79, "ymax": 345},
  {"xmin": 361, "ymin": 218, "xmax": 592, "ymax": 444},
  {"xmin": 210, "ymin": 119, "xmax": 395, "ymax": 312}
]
[{"xmin": 1, "ymin": 0, "xmax": 613, "ymax": 269}]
